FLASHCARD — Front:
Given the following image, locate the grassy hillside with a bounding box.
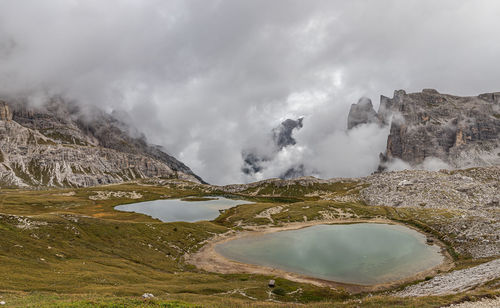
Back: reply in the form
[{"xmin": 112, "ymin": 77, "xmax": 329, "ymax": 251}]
[{"xmin": 0, "ymin": 180, "xmax": 498, "ymax": 307}]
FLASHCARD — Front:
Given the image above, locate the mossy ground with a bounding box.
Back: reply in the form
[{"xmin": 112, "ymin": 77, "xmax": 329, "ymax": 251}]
[{"xmin": 0, "ymin": 180, "xmax": 498, "ymax": 307}]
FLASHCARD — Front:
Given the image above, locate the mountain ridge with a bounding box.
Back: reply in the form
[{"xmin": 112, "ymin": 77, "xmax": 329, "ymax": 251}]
[{"xmin": 0, "ymin": 98, "xmax": 204, "ymax": 187}]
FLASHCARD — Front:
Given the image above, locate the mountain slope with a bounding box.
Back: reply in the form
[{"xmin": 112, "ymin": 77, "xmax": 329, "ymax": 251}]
[{"xmin": 0, "ymin": 99, "xmax": 203, "ymax": 187}]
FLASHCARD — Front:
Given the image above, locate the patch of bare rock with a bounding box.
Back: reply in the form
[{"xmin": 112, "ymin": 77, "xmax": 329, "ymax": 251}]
[
  {"xmin": 89, "ymin": 191, "xmax": 143, "ymax": 200},
  {"xmin": 361, "ymin": 167, "xmax": 500, "ymax": 211},
  {"xmin": 443, "ymin": 297, "xmax": 500, "ymax": 308},
  {"xmin": 395, "ymin": 259, "xmax": 500, "ymax": 297},
  {"xmin": 360, "ymin": 167, "xmax": 500, "ymax": 258}
]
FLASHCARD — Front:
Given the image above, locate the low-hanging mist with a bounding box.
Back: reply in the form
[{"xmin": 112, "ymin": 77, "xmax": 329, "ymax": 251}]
[{"xmin": 2, "ymin": 0, "xmax": 500, "ymax": 184}]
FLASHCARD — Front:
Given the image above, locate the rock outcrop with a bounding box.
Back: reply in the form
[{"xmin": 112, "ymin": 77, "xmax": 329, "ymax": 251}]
[
  {"xmin": 347, "ymin": 89, "xmax": 500, "ymax": 170},
  {"xmin": 272, "ymin": 117, "xmax": 303, "ymax": 149},
  {"xmin": 347, "ymin": 97, "xmax": 380, "ymax": 129},
  {"xmin": 0, "ymin": 99, "xmax": 203, "ymax": 187},
  {"xmin": 380, "ymin": 89, "xmax": 500, "ymax": 169},
  {"xmin": 0, "ymin": 101, "xmax": 12, "ymax": 121},
  {"xmin": 242, "ymin": 117, "xmax": 305, "ymax": 179}
]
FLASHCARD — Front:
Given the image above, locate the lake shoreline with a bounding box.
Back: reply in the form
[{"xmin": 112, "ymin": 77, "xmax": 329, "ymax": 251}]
[
  {"xmin": 114, "ymin": 197, "xmax": 254, "ymax": 222},
  {"xmin": 184, "ymin": 218, "xmax": 455, "ymax": 293}
]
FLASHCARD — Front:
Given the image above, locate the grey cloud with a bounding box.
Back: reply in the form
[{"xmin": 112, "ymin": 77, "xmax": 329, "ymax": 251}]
[{"xmin": 1, "ymin": 1, "xmax": 500, "ymax": 184}]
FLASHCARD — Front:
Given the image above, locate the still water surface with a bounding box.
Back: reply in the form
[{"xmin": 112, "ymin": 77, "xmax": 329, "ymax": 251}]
[
  {"xmin": 115, "ymin": 197, "xmax": 253, "ymax": 222},
  {"xmin": 215, "ymin": 223, "xmax": 444, "ymax": 285}
]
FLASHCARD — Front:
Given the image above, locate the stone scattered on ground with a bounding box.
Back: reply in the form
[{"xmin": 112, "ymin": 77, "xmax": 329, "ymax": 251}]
[
  {"xmin": 361, "ymin": 167, "xmax": 500, "ymax": 258},
  {"xmin": 255, "ymin": 206, "xmax": 287, "ymax": 223},
  {"xmin": 443, "ymin": 297, "xmax": 500, "ymax": 308},
  {"xmin": 142, "ymin": 293, "xmax": 154, "ymax": 299},
  {"xmin": 361, "ymin": 167, "xmax": 500, "ymax": 211},
  {"xmin": 396, "ymin": 259, "xmax": 500, "ymax": 297},
  {"xmin": 89, "ymin": 191, "xmax": 143, "ymax": 200}
]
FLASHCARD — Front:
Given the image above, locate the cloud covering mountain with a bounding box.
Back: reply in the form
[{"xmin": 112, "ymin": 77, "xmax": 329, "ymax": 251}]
[{"xmin": 1, "ymin": 0, "xmax": 500, "ymax": 184}]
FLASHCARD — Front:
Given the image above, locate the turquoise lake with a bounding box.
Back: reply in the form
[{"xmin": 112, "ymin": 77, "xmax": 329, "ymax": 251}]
[
  {"xmin": 215, "ymin": 223, "xmax": 444, "ymax": 285},
  {"xmin": 114, "ymin": 197, "xmax": 253, "ymax": 222}
]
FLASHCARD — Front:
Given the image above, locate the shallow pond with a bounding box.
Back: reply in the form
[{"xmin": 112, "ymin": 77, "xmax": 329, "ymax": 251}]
[
  {"xmin": 115, "ymin": 197, "xmax": 253, "ymax": 222},
  {"xmin": 215, "ymin": 223, "xmax": 444, "ymax": 285}
]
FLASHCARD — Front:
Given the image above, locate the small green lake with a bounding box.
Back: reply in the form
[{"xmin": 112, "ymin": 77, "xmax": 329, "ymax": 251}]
[
  {"xmin": 114, "ymin": 197, "xmax": 253, "ymax": 222},
  {"xmin": 215, "ymin": 223, "xmax": 444, "ymax": 285}
]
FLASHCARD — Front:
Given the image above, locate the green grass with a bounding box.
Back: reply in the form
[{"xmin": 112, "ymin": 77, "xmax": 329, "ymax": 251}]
[
  {"xmin": 235, "ymin": 181, "xmax": 365, "ymax": 200},
  {"xmin": 2, "ymin": 289, "xmax": 499, "ymax": 308},
  {"xmin": 0, "ymin": 180, "xmax": 498, "ymax": 307}
]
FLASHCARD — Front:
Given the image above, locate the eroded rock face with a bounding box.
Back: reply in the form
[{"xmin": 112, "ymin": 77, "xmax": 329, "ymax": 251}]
[
  {"xmin": 396, "ymin": 259, "xmax": 500, "ymax": 297},
  {"xmin": 0, "ymin": 101, "xmax": 12, "ymax": 121},
  {"xmin": 378, "ymin": 89, "xmax": 500, "ymax": 169},
  {"xmin": 347, "ymin": 97, "xmax": 380, "ymax": 129},
  {"xmin": 0, "ymin": 99, "xmax": 203, "ymax": 187}
]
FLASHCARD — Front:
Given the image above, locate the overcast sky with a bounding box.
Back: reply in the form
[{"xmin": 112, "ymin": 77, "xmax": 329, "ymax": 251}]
[{"xmin": 1, "ymin": 0, "xmax": 500, "ymax": 184}]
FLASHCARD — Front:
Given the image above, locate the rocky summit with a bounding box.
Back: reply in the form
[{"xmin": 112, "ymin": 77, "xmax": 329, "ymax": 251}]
[
  {"xmin": 0, "ymin": 98, "xmax": 203, "ymax": 188},
  {"xmin": 346, "ymin": 97, "xmax": 380, "ymax": 129},
  {"xmin": 348, "ymin": 89, "xmax": 500, "ymax": 170}
]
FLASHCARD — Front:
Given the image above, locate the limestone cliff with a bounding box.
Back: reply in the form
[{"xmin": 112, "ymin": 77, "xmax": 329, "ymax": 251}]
[
  {"xmin": 0, "ymin": 99, "xmax": 203, "ymax": 187},
  {"xmin": 347, "ymin": 97, "xmax": 380, "ymax": 129},
  {"xmin": 376, "ymin": 89, "xmax": 500, "ymax": 169}
]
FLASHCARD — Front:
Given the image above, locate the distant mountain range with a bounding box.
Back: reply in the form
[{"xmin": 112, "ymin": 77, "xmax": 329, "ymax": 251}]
[
  {"xmin": 1, "ymin": 89, "xmax": 499, "ymax": 188},
  {"xmin": 0, "ymin": 98, "xmax": 203, "ymax": 187},
  {"xmin": 244, "ymin": 89, "xmax": 500, "ymax": 180}
]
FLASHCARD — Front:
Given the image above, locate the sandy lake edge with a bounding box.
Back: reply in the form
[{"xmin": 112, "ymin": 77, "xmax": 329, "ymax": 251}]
[{"xmin": 184, "ymin": 218, "xmax": 455, "ymax": 293}]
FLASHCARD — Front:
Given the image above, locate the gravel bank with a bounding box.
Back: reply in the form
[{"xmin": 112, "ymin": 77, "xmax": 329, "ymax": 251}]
[
  {"xmin": 442, "ymin": 297, "xmax": 500, "ymax": 308},
  {"xmin": 396, "ymin": 259, "xmax": 500, "ymax": 297}
]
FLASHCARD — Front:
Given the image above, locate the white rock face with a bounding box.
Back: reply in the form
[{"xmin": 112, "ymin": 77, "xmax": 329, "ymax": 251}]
[
  {"xmin": 0, "ymin": 99, "xmax": 202, "ymax": 187},
  {"xmin": 378, "ymin": 90, "xmax": 500, "ymax": 170}
]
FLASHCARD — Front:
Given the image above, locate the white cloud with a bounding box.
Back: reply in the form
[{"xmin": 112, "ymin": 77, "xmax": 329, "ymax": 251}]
[{"xmin": 1, "ymin": 1, "xmax": 499, "ymax": 184}]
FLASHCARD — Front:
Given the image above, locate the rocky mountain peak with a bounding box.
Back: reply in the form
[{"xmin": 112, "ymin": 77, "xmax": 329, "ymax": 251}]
[
  {"xmin": 377, "ymin": 89, "xmax": 500, "ymax": 170},
  {"xmin": 347, "ymin": 97, "xmax": 380, "ymax": 129},
  {"xmin": 347, "ymin": 89, "xmax": 500, "ymax": 172}
]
